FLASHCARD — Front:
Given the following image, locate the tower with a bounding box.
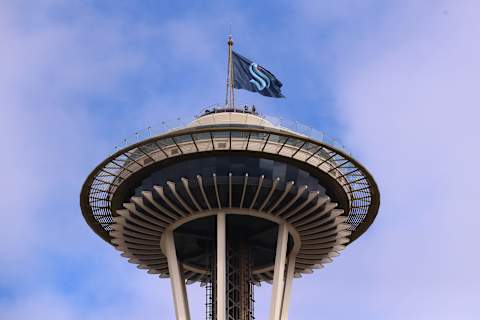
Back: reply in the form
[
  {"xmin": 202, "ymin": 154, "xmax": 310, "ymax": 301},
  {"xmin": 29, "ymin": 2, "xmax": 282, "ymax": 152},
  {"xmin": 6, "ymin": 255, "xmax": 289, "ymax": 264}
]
[{"xmin": 80, "ymin": 106, "xmax": 380, "ymax": 319}]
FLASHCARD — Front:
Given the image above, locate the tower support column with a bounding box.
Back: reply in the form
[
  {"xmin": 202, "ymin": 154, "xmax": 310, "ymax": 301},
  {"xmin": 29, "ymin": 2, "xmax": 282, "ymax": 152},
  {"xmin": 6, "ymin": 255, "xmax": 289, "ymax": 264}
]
[
  {"xmin": 162, "ymin": 230, "xmax": 191, "ymax": 320},
  {"xmin": 217, "ymin": 213, "xmax": 227, "ymax": 320},
  {"xmin": 269, "ymin": 223, "xmax": 289, "ymax": 320},
  {"xmin": 280, "ymin": 252, "xmax": 297, "ymax": 320}
]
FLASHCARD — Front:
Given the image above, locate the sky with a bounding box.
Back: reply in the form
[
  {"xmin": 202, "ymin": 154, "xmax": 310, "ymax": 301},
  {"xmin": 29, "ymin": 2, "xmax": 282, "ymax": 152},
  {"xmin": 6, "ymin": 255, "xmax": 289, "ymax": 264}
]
[{"xmin": 0, "ymin": 0, "xmax": 479, "ymax": 319}]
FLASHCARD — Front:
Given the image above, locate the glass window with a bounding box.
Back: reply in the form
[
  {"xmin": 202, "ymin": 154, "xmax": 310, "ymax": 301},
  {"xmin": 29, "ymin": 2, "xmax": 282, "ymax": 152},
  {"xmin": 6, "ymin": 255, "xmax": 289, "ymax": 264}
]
[
  {"xmin": 213, "ymin": 131, "xmax": 230, "ymax": 139},
  {"xmin": 250, "ymin": 132, "xmax": 269, "ymax": 141},
  {"xmin": 156, "ymin": 137, "xmax": 175, "ymax": 147},
  {"xmin": 132, "ymin": 154, "xmax": 327, "ymax": 199},
  {"xmin": 192, "ymin": 132, "xmax": 211, "ymax": 141},
  {"xmin": 268, "ymin": 134, "xmax": 287, "ymax": 144},
  {"xmin": 140, "ymin": 142, "xmax": 158, "ymax": 153},
  {"xmin": 174, "ymin": 135, "xmax": 193, "ymax": 143},
  {"xmin": 286, "ymin": 138, "xmax": 304, "ymax": 147},
  {"xmin": 230, "ymin": 131, "xmax": 249, "ymax": 139},
  {"xmin": 302, "ymin": 142, "xmax": 319, "ymax": 152}
]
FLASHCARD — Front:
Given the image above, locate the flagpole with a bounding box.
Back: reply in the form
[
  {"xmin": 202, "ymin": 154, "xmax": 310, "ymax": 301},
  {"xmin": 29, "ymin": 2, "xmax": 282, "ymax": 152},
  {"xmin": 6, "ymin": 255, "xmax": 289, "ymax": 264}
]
[
  {"xmin": 225, "ymin": 35, "xmax": 235, "ymax": 109},
  {"xmin": 229, "ymin": 36, "xmax": 235, "ymax": 109},
  {"xmin": 225, "ymin": 36, "xmax": 230, "ymax": 107}
]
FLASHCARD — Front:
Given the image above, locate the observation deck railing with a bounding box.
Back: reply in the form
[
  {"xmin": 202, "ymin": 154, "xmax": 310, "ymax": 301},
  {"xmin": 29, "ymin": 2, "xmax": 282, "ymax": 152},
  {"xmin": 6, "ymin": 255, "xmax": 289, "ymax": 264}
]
[{"xmin": 113, "ymin": 104, "xmax": 350, "ymax": 156}]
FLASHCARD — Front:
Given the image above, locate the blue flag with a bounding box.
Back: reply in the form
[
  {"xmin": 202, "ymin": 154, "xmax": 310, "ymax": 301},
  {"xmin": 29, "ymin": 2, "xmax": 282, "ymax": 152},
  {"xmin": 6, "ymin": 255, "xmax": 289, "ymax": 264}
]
[{"xmin": 232, "ymin": 51, "xmax": 285, "ymax": 98}]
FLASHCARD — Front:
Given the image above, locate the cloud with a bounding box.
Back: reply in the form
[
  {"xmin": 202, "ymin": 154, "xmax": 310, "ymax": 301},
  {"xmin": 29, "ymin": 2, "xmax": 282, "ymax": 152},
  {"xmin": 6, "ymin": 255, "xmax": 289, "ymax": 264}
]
[
  {"xmin": 0, "ymin": 0, "xmax": 140, "ymax": 278},
  {"xmin": 0, "ymin": 0, "xmax": 168, "ymax": 312},
  {"xmin": 327, "ymin": 0, "xmax": 480, "ymax": 318},
  {"xmin": 0, "ymin": 1, "xmax": 234, "ymax": 318}
]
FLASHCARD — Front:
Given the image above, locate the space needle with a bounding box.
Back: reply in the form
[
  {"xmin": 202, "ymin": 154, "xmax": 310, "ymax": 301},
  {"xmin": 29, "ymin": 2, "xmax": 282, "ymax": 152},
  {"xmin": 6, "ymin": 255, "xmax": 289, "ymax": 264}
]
[{"xmin": 80, "ymin": 36, "xmax": 380, "ymax": 320}]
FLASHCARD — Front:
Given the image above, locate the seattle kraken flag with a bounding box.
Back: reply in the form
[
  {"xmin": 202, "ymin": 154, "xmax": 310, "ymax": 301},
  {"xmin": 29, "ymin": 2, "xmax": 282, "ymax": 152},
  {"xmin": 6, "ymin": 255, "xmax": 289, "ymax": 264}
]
[{"xmin": 232, "ymin": 51, "xmax": 285, "ymax": 98}]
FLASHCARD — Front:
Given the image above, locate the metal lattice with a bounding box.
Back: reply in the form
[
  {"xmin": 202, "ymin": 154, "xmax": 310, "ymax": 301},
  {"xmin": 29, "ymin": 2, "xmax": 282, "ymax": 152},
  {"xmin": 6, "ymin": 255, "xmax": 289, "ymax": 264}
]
[
  {"xmin": 206, "ymin": 281, "xmax": 214, "ymax": 319},
  {"xmin": 206, "ymin": 245, "xmax": 216, "ymax": 320},
  {"xmin": 226, "ymin": 241, "xmax": 254, "ymax": 320}
]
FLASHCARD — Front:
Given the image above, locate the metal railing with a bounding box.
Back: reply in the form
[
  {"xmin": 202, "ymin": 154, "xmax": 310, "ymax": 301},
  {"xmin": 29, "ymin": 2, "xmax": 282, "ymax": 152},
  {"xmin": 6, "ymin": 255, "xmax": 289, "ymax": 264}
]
[{"xmin": 113, "ymin": 104, "xmax": 350, "ymax": 155}]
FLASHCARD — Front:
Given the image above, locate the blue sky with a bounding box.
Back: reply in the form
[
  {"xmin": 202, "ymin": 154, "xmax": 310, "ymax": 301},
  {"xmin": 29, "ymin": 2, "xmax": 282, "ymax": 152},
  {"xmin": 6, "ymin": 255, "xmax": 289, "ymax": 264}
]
[{"xmin": 1, "ymin": 0, "xmax": 479, "ymax": 319}]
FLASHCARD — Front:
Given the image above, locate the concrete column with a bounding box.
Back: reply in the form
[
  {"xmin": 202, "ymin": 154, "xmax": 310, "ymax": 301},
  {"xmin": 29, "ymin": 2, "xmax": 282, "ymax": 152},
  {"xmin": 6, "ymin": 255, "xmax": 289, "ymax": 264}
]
[
  {"xmin": 280, "ymin": 253, "xmax": 297, "ymax": 320},
  {"xmin": 162, "ymin": 230, "xmax": 191, "ymax": 320},
  {"xmin": 217, "ymin": 213, "xmax": 227, "ymax": 320},
  {"xmin": 269, "ymin": 223, "xmax": 289, "ymax": 320}
]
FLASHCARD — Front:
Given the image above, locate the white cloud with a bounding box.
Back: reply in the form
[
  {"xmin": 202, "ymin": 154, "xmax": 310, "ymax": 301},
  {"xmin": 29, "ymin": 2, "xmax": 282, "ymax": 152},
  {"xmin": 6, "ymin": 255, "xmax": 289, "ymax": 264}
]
[
  {"xmin": 0, "ymin": 0, "xmax": 140, "ymax": 277},
  {"xmin": 330, "ymin": 0, "xmax": 480, "ymax": 318},
  {"xmin": 0, "ymin": 1, "xmax": 230, "ymax": 318}
]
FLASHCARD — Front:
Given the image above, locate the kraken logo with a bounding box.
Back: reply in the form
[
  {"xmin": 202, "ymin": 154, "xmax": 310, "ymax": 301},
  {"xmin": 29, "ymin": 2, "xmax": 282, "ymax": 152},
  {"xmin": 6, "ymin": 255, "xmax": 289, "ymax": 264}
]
[{"xmin": 249, "ymin": 63, "xmax": 271, "ymax": 91}]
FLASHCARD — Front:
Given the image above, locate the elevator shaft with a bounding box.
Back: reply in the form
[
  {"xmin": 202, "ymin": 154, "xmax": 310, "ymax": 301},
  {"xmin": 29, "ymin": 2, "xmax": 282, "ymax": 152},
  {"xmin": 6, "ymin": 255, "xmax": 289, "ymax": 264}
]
[{"xmin": 207, "ymin": 239, "xmax": 254, "ymax": 320}]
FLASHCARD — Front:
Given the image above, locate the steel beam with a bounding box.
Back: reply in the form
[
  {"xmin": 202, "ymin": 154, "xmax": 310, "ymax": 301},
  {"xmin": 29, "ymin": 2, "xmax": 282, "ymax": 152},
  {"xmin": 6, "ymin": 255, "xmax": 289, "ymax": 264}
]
[{"xmin": 280, "ymin": 252, "xmax": 297, "ymax": 320}]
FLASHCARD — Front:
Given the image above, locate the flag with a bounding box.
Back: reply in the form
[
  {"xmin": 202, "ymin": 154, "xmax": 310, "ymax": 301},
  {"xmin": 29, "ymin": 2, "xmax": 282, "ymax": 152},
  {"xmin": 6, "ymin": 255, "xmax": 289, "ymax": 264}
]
[{"xmin": 232, "ymin": 51, "xmax": 285, "ymax": 98}]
